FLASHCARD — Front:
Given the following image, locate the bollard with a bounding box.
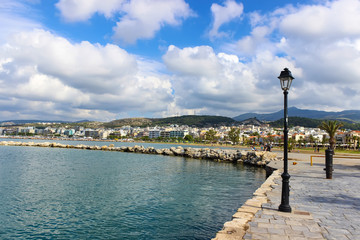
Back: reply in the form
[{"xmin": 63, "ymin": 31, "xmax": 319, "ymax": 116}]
[{"xmin": 325, "ymin": 148, "xmax": 334, "ymax": 179}]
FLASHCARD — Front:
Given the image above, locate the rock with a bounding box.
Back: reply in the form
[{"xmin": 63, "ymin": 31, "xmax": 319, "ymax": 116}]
[
  {"xmin": 170, "ymin": 147, "xmax": 184, "ymax": 156},
  {"xmin": 155, "ymin": 148, "xmax": 164, "ymax": 154},
  {"xmin": 162, "ymin": 148, "xmax": 174, "ymax": 156}
]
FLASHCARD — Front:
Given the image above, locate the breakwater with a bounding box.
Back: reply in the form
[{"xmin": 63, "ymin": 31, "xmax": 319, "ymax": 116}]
[{"xmin": 0, "ymin": 141, "xmax": 279, "ymax": 167}]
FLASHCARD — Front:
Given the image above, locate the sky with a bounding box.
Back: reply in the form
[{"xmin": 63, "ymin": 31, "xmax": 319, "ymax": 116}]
[{"xmin": 1, "ymin": 0, "xmax": 360, "ymax": 122}]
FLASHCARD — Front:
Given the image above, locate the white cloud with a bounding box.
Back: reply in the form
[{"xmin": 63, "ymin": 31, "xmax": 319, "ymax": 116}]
[
  {"xmin": 56, "ymin": 0, "xmax": 193, "ymax": 44},
  {"xmin": 113, "ymin": 0, "xmax": 193, "ymax": 44},
  {"xmin": 3, "ymin": 0, "xmax": 360, "ymax": 121},
  {"xmin": 161, "ymin": 0, "xmax": 360, "ymax": 116},
  {"xmin": 56, "ymin": 0, "xmax": 125, "ymax": 22},
  {"xmin": 279, "ymin": 0, "xmax": 360, "ymax": 40},
  {"xmin": 0, "ymin": 29, "xmax": 174, "ymax": 121},
  {"xmin": 231, "ymin": 25, "xmax": 274, "ymax": 57},
  {"xmin": 163, "ymin": 45, "xmax": 288, "ymax": 116},
  {"xmin": 228, "ymin": 0, "xmax": 360, "ymax": 112},
  {"xmin": 209, "ymin": 0, "xmax": 243, "ymax": 39}
]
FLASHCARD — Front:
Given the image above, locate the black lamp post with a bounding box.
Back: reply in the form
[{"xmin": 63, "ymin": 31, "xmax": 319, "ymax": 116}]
[{"xmin": 278, "ymin": 68, "xmax": 294, "ymax": 213}]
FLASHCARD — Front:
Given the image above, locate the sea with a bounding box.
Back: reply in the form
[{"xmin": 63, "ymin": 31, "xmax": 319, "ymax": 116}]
[{"xmin": 0, "ymin": 139, "xmax": 266, "ymax": 239}]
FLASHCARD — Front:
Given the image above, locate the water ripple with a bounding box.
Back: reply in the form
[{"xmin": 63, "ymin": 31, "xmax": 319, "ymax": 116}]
[{"xmin": 0, "ymin": 145, "xmax": 265, "ymax": 239}]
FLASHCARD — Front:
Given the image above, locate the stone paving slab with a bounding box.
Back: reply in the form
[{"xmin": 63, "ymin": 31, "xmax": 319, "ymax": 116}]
[
  {"xmin": 245, "ymin": 153, "xmax": 360, "ymax": 240},
  {"xmin": 214, "ymin": 152, "xmax": 360, "ymax": 240}
]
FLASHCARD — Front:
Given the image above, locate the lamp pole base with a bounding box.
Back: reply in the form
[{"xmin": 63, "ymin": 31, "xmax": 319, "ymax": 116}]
[
  {"xmin": 278, "ymin": 172, "xmax": 292, "ymax": 213},
  {"xmin": 278, "ymin": 204, "xmax": 292, "ymax": 213}
]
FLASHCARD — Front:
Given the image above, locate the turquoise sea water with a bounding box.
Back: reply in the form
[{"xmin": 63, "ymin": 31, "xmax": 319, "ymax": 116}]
[{"xmin": 0, "ymin": 142, "xmax": 265, "ymax": 239}]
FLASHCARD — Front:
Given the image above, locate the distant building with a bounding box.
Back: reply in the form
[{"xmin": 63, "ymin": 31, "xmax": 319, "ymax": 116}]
[
  {"xmin": 170, "ymin": 130, "xmax": 188, "ymax": 138},
  {"xmin": 160, "ymin": 131, "xmax": 170, "ymax": 138},
  {"xmin": 149, "ymin": 129, "xmax": 160, "ymax": 139},
  {"xmin": 17, "ymin": 127, "xmax": 35, "ymax": 134},
  {"xmin": 64, "ymin": 129, "xmax": 75, "ymax": 136}
]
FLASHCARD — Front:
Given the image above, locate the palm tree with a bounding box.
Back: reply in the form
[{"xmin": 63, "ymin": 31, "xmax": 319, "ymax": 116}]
[
  {"xmin": 308, "ymin": 134, "xmax": 315, "ymax": 148},
  {"xmin": 318, "ymin": 120, "xmax": 344, "ymax": 150},
  {"xmin": 345, "ymin": 135, "xmax": 351, "ymax": 149},
  {"xmin": 352, "ymin": 135, "xmax": 358, "ymax": 150}
]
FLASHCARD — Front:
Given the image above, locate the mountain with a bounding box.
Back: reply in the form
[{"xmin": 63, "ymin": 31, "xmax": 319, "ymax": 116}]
[
  {"xmin": 238, "ymin": 117, "xmax": 264, "ymax": 126},
  {"xmin": 233, "ymin": 107, "xmax": 360, "ymax": 122}
]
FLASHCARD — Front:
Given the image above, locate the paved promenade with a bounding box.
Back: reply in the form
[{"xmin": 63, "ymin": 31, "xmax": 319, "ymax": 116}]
[{"xmin": 243, "ymin": 152, "xmax": 360, "ymax": 240}]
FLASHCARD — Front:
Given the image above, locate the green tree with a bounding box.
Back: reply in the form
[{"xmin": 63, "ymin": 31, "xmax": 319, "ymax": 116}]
[
  {"xmin": 318, "ymin": 120, "xmax": 344, "ymax": 150},
  {"xmin": 267, "ymin": 133, "xmax": 274, "ymax": 144},
  {"xmin": 228, "ymin": 127, "xmax": 240, "ymax": 144},
  {"xmin": 184, "ymin": 134, "xmax": 194, "ymax": 142},
  {"xmin": 155, "ymin": 136, "xmax": 164, "ymax": 141},
  {"xmin": 250, "ymin": 132, "xmax": 260, "ymax": 145},
  {"xmin": 140, "ymin": 136, "xmax": 150, "ymax": 141},
  {"xmin": 297, "ymin": 136, "xmax": 304, "ymax": 148},
  {"xmin": 288, "ymin": 137, "xmax": 295, "ymax": 152},
  {"xmin": 345, "ymin": 135, "xmax": 351, "ymax": 149},
  {"xmin": 308, "ymin": 134, "xmax": 315, "ymax": 147},
  {"xmin": 205, "ymin": 129, "xmax": 218, "ymax": 143},
  {"xmin": 242, "ymin": 136, "xmax": 249, "ymax": 146}
]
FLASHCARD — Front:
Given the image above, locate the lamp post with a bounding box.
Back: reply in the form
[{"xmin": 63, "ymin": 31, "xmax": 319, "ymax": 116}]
[{"xmin": 278, "ymin": 68, "xmax": 294, "ymax": 213}]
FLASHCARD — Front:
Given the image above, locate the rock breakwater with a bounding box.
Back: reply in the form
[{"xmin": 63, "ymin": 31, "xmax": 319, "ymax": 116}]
[{"xmin": 0, "ymin": 141, "xmax": 279, "ymax": 167}]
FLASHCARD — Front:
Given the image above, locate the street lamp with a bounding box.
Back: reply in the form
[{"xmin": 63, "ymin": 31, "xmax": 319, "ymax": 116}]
[{"xmin": 278, "ymin": 68, "xmax": 294, "ymax": 213}]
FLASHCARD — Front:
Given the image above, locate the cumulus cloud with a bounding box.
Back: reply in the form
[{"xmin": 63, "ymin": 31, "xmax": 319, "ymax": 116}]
[
  {"xmin": 56, "ymin": 0, "xmax": 193, "ymax": 44},
  {"xmin": 158, "ymin": 0, "xmax": 360, "ymax": 116},
  {"xmin": 163, "ymin": 45, "xmax": 289, "ymax": 116},
  {"xmin": 3, "ymin": 0, "xmax": 360, "ymax": 121},
  {"xmin": 9, "ymin": 30, "xmax": 138, "ymax": 94},
  {"xmin": 113, "ymin": 0, "xmax": 193, "ymax": 44},
  {"xmin": 0, "ymin": 29, "xmax": 173, "ymax": 121},
  {"xmin": 279, "ymin": 0, "xmax": 360, "ymax": 40},
  {"xmin": 226, "ymin": 0, "xmax": 360, "ymax": 112},
  {"xmin": 209, "ymin": 0, "xmax": 243, "ymax": 39},
  {"xmin": 231, "ymin": 25, "xmax": 274, "ymax": 57},
  {"xmin": 56, "ymin": 0, "xmax": 125, "ymax": 22}
]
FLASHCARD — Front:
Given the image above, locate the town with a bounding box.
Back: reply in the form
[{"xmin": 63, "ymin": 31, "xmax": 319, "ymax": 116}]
[{"xmin": 1, "ymin": 121, "xmax": 359, "ymax": 150}]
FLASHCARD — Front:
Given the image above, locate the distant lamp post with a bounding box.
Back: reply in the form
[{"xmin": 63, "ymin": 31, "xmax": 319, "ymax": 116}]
[{"xmin": 278, "ymin": 68, "xmax": 294, "ymax": 213}]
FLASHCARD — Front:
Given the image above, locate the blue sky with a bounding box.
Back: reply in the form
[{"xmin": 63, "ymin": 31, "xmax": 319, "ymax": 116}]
[{"xmin": 0, "ymin": 0, "xmax": 359, "ymax": 121}]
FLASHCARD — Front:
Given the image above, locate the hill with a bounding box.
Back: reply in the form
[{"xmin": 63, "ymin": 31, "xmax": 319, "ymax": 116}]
[
  {"xmin": 234, "ymin": 107, "xmax": 360, "ymax": 122},
  {"xmin": 104, "ymin": 115, "xmax": 237, "ymax": 128},
  {"xmin": 269, "ymin": 117, "xmax": 360, "ymax": 130},
  {"xmin": 104, "ymin": 118, "xmax": 153, "ymax": 128}
]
